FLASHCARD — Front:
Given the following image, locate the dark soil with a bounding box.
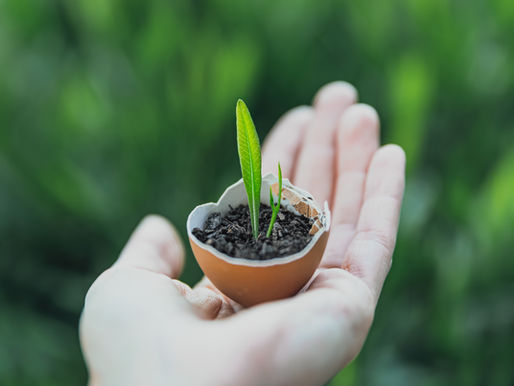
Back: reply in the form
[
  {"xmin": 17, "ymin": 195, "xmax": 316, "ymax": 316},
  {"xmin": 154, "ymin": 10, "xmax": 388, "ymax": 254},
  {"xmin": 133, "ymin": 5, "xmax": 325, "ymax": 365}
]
[{"xmin": 192, "ymin": 205, "xmax": 314, "ymax": 260}]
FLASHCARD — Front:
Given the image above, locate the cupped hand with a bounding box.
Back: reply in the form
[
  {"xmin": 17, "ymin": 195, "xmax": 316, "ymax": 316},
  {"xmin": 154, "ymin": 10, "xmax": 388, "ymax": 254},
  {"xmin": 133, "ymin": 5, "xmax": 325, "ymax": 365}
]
[{"xmin": 80, "ymin": 82, "xmax": 406, "ymax": 386}]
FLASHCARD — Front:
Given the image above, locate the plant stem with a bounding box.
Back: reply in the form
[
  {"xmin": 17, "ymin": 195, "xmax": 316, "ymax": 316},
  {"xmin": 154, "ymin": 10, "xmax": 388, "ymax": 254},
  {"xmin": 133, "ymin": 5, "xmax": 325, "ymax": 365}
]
[
  {"xmin": 266, "ymin": 163, "xmax": 282, "ymax": 238},
  {"xmin": 266, "ymin": 207, "xmax": 279, "ymax": 238}
]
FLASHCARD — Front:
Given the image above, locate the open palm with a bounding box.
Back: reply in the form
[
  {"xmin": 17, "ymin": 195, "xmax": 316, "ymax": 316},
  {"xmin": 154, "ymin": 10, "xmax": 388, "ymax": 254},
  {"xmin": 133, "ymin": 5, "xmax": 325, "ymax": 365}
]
[{"xmin": 80, "ymin": 82, "xmax": 405, "ymax": 386}]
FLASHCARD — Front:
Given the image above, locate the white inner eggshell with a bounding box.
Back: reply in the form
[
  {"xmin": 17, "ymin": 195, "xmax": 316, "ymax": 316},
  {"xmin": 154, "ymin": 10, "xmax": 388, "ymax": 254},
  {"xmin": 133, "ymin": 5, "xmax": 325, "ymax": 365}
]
[{"xmin": 186, "ymin": 173, "xmax": 331, "ymax": 266}]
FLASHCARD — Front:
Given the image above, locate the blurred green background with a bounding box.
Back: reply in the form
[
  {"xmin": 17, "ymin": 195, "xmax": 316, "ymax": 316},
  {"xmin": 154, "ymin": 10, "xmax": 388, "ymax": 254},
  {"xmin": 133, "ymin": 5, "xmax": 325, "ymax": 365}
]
[{"xmin": 1, "ymin": 0, "xmax": 513, "ymax": 385}]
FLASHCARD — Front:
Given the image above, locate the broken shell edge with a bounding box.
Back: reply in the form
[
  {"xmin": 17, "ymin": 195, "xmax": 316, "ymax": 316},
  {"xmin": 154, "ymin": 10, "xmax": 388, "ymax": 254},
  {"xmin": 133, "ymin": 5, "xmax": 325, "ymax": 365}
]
[{"xmin": 186, "ymin": 173, "xmax": 331, "ymax": 267}]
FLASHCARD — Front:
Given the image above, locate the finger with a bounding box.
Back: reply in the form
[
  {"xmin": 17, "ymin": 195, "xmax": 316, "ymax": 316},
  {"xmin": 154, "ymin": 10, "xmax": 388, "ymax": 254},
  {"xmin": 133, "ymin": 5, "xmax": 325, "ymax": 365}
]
[
  {"xmin": 220, "ymin": 268, "xmax": 374, "ymax": 385},
  {"xmin": 185, "ymin": 287, "xmax": 225, "ymax": 320},
  {"xmin": 80, "ymin": 267, "xmax": 196, "ymax": 381},
  {"xmin": 81, "ymin": 216, "xmax": 193, "ymax": 363},
  {"xmin": 114, "ymin": 215, "xmax": 184, "ymax": 279},
  {"xmin": 294, "ymin": 81, "xmax": 357, "ymax": 204},
  {"xmin": 321, "ymin": 104, "xmax": 380, "ymax": 268},
  {"xmin": 159, "ymin": 279, "xmax": 224, "ymax": 319},
  {"xmin": 342, "ymin": 145, "xmax": 406, "ymax": 302},
  {"xmin": 262, "ymin": 106, "xmax": 313, "ymax": 180},
  {"xmin": 193, "ymin": 277, "xmax": 238, "ymax": 318}
]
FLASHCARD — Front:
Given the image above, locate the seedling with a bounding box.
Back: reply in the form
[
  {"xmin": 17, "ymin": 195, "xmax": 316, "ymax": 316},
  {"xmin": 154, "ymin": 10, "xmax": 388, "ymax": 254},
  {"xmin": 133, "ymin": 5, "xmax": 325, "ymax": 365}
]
[
  {"xmin": 266, "ymin": 162, "xmax": 282, "ymax": 238},
  {"xmin": 188, "ymin": 100, "xmax": 330, "ymax": 306},
  {"xmin": 236, "ymin": 99, "xmax": 262, "ymax": 239},
  {"xmin": 236, "ymin": 99, "xmax": 282, "ymax": 239}
]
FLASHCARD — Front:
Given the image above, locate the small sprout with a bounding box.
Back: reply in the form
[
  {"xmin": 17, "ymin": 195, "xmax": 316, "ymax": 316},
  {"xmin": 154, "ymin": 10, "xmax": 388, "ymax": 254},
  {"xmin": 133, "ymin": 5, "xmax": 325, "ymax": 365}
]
[
  {"xmin": 236, "ymin": 99, "xmax": 262, "ymax": 239},
  {"xmin": 266, "ymin": 162, "xmax": 282, "ymax": 238}
]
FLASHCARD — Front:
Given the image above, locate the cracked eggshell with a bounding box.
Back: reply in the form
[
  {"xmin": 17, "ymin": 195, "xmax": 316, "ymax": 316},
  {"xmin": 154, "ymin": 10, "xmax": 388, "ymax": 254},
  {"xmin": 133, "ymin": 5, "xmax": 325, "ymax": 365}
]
[{"xmin": 186, "ymin": 173, "xmax": 331, "ymax": 307}]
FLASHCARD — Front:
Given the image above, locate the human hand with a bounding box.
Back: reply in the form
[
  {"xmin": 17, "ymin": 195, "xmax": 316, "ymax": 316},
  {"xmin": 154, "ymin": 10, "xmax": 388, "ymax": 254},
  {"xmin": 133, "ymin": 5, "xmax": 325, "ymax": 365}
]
[{"xmin": 80, "ymin": 82, "xmax": 406, "ymax": 386}]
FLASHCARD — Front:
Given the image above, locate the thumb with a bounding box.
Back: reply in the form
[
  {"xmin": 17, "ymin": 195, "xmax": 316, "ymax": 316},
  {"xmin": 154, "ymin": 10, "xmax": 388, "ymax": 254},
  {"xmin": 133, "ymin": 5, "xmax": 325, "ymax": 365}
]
[{"xmin": 114, "ymin": 214, "xmax": 185, "ymax": 278}]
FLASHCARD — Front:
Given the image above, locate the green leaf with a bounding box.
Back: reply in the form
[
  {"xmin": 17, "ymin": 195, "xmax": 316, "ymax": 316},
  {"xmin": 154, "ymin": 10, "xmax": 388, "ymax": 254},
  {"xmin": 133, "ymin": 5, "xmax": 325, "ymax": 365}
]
[
  {"xmin": 236, "ymin": 99, "xmax": 262, "ymax": 239},
  {"xmin": 266, "ymin": 162, "xmax": 282, "ymax": 238}
]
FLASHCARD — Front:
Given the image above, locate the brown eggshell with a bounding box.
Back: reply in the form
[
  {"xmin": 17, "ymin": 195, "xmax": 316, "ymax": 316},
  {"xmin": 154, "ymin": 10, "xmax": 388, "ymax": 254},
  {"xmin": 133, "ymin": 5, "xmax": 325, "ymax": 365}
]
[{"xmin": 186, "ymin": 174, "xmax": 331, "ymax": 307}]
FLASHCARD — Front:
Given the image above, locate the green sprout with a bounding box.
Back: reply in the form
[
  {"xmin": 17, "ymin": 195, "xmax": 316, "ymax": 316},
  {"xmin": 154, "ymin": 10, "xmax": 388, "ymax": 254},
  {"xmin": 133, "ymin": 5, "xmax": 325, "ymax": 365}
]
[
  {"xmin": 266, "ymin": 162, "xmax": 282, "ymax": 238},
  {"xmin": 236, "ymin": 99, "xmax": 262, "ymax": 239},
  {"xmin": 236, "ymin": 99, "xmax": 282, "ymax": 240}
]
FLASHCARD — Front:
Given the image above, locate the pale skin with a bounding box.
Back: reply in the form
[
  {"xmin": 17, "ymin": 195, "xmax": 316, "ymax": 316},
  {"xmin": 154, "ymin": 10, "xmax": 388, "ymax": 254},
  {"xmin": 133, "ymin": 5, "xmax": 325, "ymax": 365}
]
[{"xmin": 80, "ymin": 81, "xmax": 406, "ymax": 386}]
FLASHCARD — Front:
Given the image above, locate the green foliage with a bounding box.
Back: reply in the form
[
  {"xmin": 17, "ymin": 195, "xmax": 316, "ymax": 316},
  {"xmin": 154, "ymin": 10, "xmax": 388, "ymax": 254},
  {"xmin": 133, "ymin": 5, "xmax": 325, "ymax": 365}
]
[
  {"xmin": 266, "ymin": 163, "xmax": 282, "ymax": 238},
  {"xmin": 236, "ymin": 99, "xmax": 262, "ymax": 239},
  {"xmin": 1, "ymin": 0, "xmax": 513, "ymax": 385}
]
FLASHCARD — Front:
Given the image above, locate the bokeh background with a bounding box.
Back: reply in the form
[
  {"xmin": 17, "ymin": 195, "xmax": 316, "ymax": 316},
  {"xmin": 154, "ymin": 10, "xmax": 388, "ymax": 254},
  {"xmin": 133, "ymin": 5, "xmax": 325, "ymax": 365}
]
[{"xmin": 1, "ymin": 0, "xmax": 513, "ymax": 385}]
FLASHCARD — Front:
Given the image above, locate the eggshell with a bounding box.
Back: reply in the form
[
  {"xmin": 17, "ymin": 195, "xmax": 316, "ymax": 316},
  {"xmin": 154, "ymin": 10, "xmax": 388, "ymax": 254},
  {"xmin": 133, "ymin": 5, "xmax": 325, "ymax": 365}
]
[{"xmin": 186, "ymin": 173, "xmax": 331, "ymax": 307}]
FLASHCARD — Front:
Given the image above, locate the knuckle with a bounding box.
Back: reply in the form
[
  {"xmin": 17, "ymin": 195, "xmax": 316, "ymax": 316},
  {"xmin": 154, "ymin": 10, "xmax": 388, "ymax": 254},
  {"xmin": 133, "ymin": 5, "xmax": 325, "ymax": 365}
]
[{"xmin": 359, "ymin": 227, "xmax": 395, "ymax": 254}]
